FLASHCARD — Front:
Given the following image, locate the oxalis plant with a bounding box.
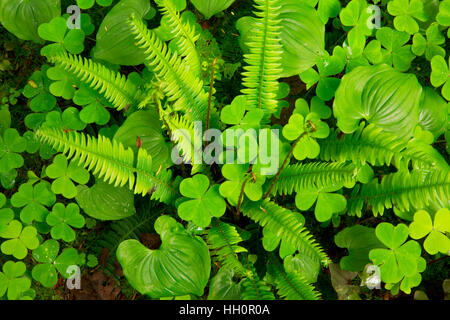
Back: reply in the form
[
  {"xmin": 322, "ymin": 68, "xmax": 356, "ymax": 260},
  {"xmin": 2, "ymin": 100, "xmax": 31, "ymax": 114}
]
[{"xmin": 0, "ymin": 0, "xmax": 449, "ymax": 300}]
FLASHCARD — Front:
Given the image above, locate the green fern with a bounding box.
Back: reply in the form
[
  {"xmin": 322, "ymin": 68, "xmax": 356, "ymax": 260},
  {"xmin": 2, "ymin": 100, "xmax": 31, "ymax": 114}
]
[
  {"xmin": 158, "ymin": 0, "xmax": 201, "ymax": 76},
  {"xmin": 207, "ymin": 220, "xmax": 250, "ymax": 277},
  {"xmin": 270, "ymin": 162, "xmax": 358, "ymax": 196},
  {"xmin": 162, "ymin": 111, "xmax": 203, "ymax": 174},
  {"xmin": 241, "ymin": 0, "xmax": 283, "ymax": 120},
  {"xmin": 348, "ymin": 169, "xmax": 450, "ymax": 217},
  {"xmin": 241, "ymin": 260, "xmax": 275, "ymax": 300},
  {"xmin": 50, "ymin": 52, "xmax": 144, "ymax": 111},
  {"xmin": 242, "ymin": 200, "xmax": 330, "ymax": 266},
  {"xmin": 35, "ymin": 127, "xmax": 178, "ymax": 204},
  {"xmin": 267, "ymin": 253, "xmax": 321, "ymax": 300},
  {"xmin": 319, "ymin": 123, "xmax": 449, "ymax": 171},
  {"xmin": 128, "ymin": 14, "xmax": 208, "ymax": 122}
]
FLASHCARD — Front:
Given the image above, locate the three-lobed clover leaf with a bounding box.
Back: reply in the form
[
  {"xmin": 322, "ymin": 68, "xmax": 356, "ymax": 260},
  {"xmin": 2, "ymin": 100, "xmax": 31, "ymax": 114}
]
[
  {"xmin": 430, "ymin": 55, "xmax": 450, "ymax": 101},
  {"xmin": 369, "ymin": 223, "xmax": 426, "ymax": 293},
  {"xmin": 31, "ymin": 239, "xmax": 80, "ymax": 288},
  {"xmin": 43, "ymin": 108, "xmax": 87, "ymax": 131},
  {"xmin": 47, "ymin": 66, "xmax": 77, "ymax": 100},
  {"xmin": 73, "ymin": 85, "xmax": 111, "ymax": 125},
  {"xmin": 11, "ymin": 181, "xmax": 56, "ymax": 223},
  {"xmin": 339, "ymin": 0, "xmax": 373, "ymax": 57},
  {"xmin": 295, "ymin": 186, "xmax": 347, "ymax": 222},
  {"xmin": 178, "ymin": 174, "xmax": 226, "ymax": 228},
  {"xmin": 409, "ymin": 208, "xmax": 450, "ymax": 255},
  {"xmin": 436, "ymin": 0, "xmax": 450, "ymax": 36},
  {"xmin": 38, "ymin": 17, "xmax": 86, "ymax": 56},
  {"xmin": 22, "ymin": 65, "xmax": 57, "ymax": 113},
  {"xmin": 220, "ymin": 95, "xmax": 263, "ymax": 129},
  {"xmin": 282, "ymin": 104, "xmax": 330, "ymax": 161},
  {"xmin": 364, "ymin": 27, "xmax": 415, "ymax": 72},
  {"xmin": 0, "ymin": 261, "xmax": 33, "ymax": 300},
  {"xmin": 411, "ymin": 23, "xmax": 446, "ymax": 61},
  {"xmin": 46, "ymin": 154, "xmax": 90, "ymax": 199},
  {"xmin": 0, "ymin": 220, "xmax": 39, "ymax": 259},
  {"xmin": 219, "ymin": 164, "xmax": 266, "ymax": 206},
  {"xmin": 46, "ymin": 203, "xmax": 85, "ymax": 242},
  {"xmin": 0, "ymin": 128, "xmax": 27, "ymax": 173},
  {"xmin": 77, "ymin": 0, "xmax": 113, "ymax": 10},
  {"xmin": 387, "ymin": 0, "xmax": 428, "ymax": 35}
]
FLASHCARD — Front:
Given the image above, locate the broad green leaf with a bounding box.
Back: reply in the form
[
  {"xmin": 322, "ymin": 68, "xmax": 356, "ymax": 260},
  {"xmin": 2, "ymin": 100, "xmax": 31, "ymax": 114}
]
[
  {"xmin": 0, "ymin": 0, "xmax": 60, "ymax": 43},
  {"xmin": 76, "ymin": 179, "xmax": 136, "ymax": 220},
  {"xmin": 333, "ymin": 64, "xmax": 422, "ymax": 138},
  {"xmin": 190, "ymin": 0, "xmax": 235, "ymax": 19},
  {"xmin": 418, "ymin": 87, "xmax": 448, "ymax": 139},
  {"xmin": 117, "ymin": 215, "xmax": 211, "ymax": 298},
  {"xmin": 93, "ymin": 0, "xmax": 152, "ymax": 66},
  {"xmin": 207, "ymin": 267, "xmax": 242, "ymax": 300}
]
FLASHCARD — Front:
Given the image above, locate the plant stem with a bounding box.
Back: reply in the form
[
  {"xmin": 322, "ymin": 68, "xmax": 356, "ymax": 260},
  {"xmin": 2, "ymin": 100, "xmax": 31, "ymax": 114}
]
[
  {"xmin": 236, "ymin": 176, "xmax": 252, "ymax": 223},
  {"xmin": 205, "ymin": 58, "xmax": 218, "ymax": 132}
]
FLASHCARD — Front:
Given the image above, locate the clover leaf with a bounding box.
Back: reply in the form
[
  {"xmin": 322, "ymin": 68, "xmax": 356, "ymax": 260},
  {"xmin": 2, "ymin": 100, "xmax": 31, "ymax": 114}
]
[
  {"xmin": 47, "ymin": 66, "xmax": 77, "ymax": 100},
  {"xmin": 73, "ymin": 85, "xmax": 111, "ymax": 125},
  {"xmin": 339, "ymin": 0, "xmax": 373, "ymax": 57},
  {"xmin": 409, "ymin": 209, "xmax": 450, "ymax": 255},
  {"xmin": 387, "ymin": 0, "xmax": 428, "ymax": 35},
  {"xmin": 0, "ymin": 261, "xmax": 33, "ymax": 300},
  {"xmin": 11, "ymin": 181, "xmax": 56, "ymax": 223},
  {"xmin": 32, "ymin": 239, "xmax": 80, "ymax": 288},
  {"xmin": 412, "ymin": 23, "xmax": 446, "ymax": 61},
  {"xmin": 38, "ymin": 17, "xmax": 85, "ymax": 56},
  {"xmin": 436, "ymin": 0, "xmax": 450, "ymax": 35},
  {"xmin": 22, "ymin": 65, "xmax": 56, "ymax": 112},
  {"xmin": 0, "ymin": 128, "xmax": 27, "ymax": 173},
  {"xmin": 0, "ymin": 220, "xmax": 39, "ymax": 259},
  {"xmin": 220, "ymin": 95, "xmax": 263, "ymax": 129},
  {"xmin": 282, "ymin": 111, "xmax": 330, "ymax": 161},
  {"xmin": 0, "ymin": 193, "xmax": 14, "ymax": 233},
  {"xmin": 43, "ymin": 108, "xmax": 86, "ymax": 131},
  {"xmin": 178, "ymin": 174, "xmax": 226, "ymax": 227},
  {"xmin": 46, "ymin": 154, "xmax": 90, "ymax": 199},
  {"xmin": 430, "ymin": 55, "xmax": 450, "ymax": 101},
  {"xmin": 300, "ymin": 47, "xmax": 346, "ymax": 101},
  {"xmin": 77, "ymin": 0, "xmax": 113, "ymax": 9},
  {"xmin": 369, "ymin": 223, "xmax": 425, "ymax": 292},
  {"xmin": 46, "ymin": 203, "xmax": 85, "ymax": 242},
  {"xmin": 219, "ymin": 164, "xmax": 266, "ymax": 206},
  {"xmin": 295, "ymin": 186, "xmax": 347, "ymax": 222},
  {"xmin": 364, "ymin": 27, "xmax": 415, "ymax": 72}
]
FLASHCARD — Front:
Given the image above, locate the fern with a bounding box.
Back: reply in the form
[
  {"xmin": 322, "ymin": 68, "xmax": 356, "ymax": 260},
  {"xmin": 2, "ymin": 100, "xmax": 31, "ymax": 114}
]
[
  {"xmin": 242, "ymin": 200, "xmax": 330, "ymax": 266},
  {"xmin": 241, "ymin": 259, "xmax": 275, "ymax": 300},
  {"xmin": 241, "ymin": 0, "xmax": 283, "ymax": 120},
  {"xmin": 162, "ymin": 111, "xmax": 203, "ymax": 174},
  {"xmin": 267, "ymin": 253, "xmax": 321, "ymax": 300},
  {"xmin": 50, "ymin": 52, "xmax": 143, "ymax": 111},
  {"xmin": 270, "ymin": 162, "xmax": 358, "ymax": 196},
  {"xmin": 158, "ymin": 0, "xmax": 201, "ymax": 76},
  {"xmin": 35, "ymin": 127, "xmax": 178, "ymax": 204},
  {"xmin": 319, "ymin": 123, "xmax": 449, "ymax": 171},
  {"xmin": 207, "ymin": 220, "xmax": 250, "ymax": 277},
  {"xmin": 128, "ymin": 14, "xmax": 208, "ymax": 122},
  {"xmin": 348, "ymin": 169, "xmax": 450, "ymax": 217}
]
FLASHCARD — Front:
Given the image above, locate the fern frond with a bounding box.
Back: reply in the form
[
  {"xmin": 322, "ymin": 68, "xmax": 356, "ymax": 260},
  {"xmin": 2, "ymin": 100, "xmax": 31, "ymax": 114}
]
[
  {"xmin": 207, "ymin": 220, "xmax": 250, "ymax": 277},
  {"xmin": 162, "ymin": 111, "xmax": 203, "ymax": 174},
  {"xmin": 241, "ymin": 260, "xmax": 275, "ymax": 300},
  {"xmin": 320, "ymin": 124, "xmax": 449, "ymax": 171},
  {"xmin": 241, "ymin": 0, "xmax": 283, "ymax": 120},
  {"xmin": 267, "ymin": 254, "xmax": 321, "ymax": 300},
  {"xmin": 242, "ymin": 200, "xmax": 330, "ymax": 266},
  {"xmin": 348, "ymin": 169, "xmax": 450, "ymax": 217},
  {"xmin": 270, "ymin": 162, "xmax": 358, "ymax": 196},
  {"xmin": 128, "ymin": 15, "xmax": 208, "ymax": 122},
  {"xmin": 35, "ymin": 127, "xmax": 178, "ymax": 204},
  {"xmin": 158, "ymin": 0, "xmax": 201, "ymax": 75},
  {"xmin": 50, "ymin": 52, "xmax": 143, "ymax": 111}
]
